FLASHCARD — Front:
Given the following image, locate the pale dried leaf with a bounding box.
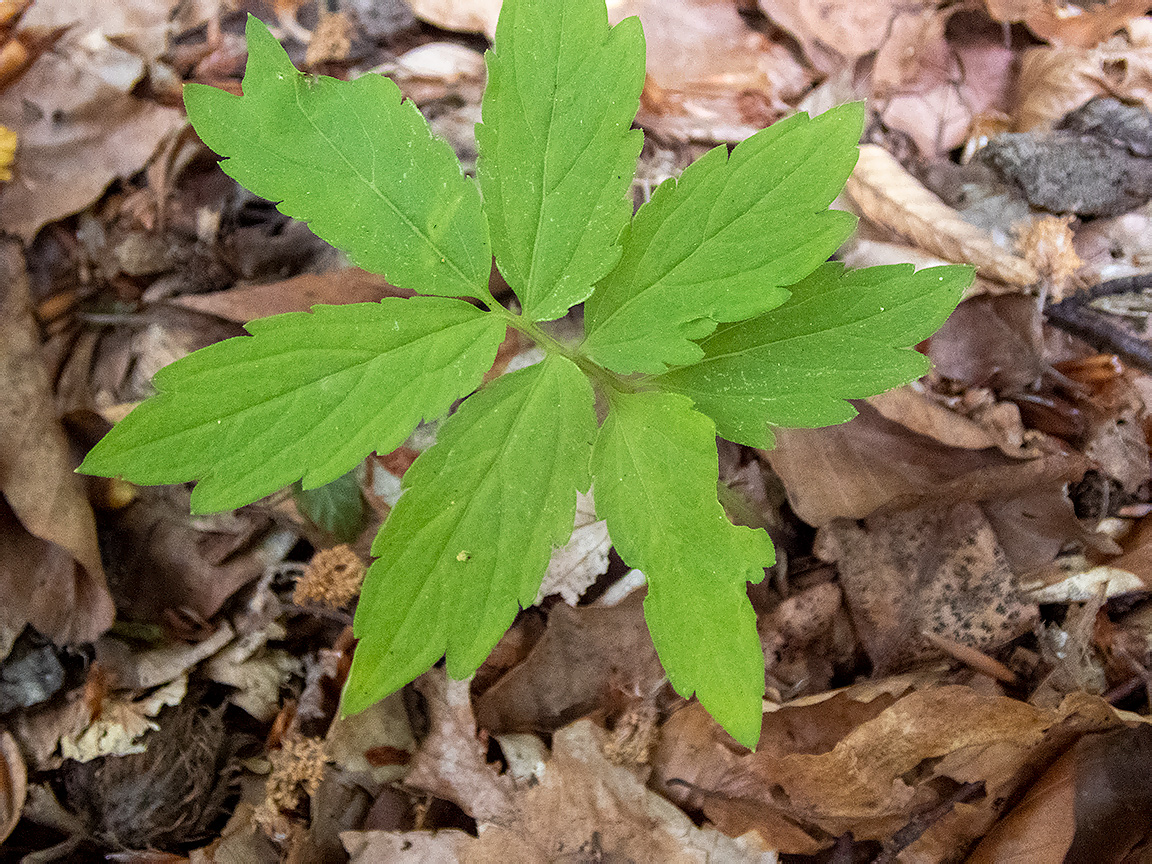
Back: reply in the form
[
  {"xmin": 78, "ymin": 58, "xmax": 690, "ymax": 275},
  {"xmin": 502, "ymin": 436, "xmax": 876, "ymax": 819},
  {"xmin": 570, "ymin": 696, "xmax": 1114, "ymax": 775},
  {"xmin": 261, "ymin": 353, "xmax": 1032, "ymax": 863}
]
[
  {"xmin": 846, "ymin": 144, "xmax": 1039, "ymax": 286},
  {"xmin": 343, "ymin": 829, "xmax": 472, "ymax": 863},
  {"xmin": 60, "ymin": 676, "xmax": 187, "ymax": 762},
  {"xmin": 408, "ymin": 0, "xmax": 500, "ymax": 37},
  {"xmin": 536, "ymin": 491, "xmax": 610, "ymax": 606}
]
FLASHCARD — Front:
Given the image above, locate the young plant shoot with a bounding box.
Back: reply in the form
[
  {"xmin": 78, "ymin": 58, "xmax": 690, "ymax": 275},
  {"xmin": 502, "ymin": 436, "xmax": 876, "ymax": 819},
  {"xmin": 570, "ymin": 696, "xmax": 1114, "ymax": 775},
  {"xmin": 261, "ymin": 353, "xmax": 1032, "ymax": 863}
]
[{"xmin": 79, "ymin": 0, "xmax": 971, "ymax": 748}]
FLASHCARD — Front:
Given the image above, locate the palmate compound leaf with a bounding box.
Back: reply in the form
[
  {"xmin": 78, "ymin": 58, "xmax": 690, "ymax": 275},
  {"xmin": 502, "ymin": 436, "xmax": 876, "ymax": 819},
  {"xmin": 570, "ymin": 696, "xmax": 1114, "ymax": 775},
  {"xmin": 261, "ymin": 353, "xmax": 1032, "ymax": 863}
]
[
  {"xmin": 654, "ymin": 262, "xmax": 973, "ymax": 449},
  {"xmin": 343, "ymin": 354, "xmax": 596, "ymax": 714},
  {"xmin": 591, "ymin": 390, "xmax": 774, "ymax": 749},
  {"xmin": 581, "ymin": 103, "xmax": 864, "ymax": 375},
  {"xmin": 476, "ymin": 0, "xmax": 645, "ymax": 322},
  {"xmin": 183, "ymin": 16, "xmax": 491, "ymax": 300},
  {"xmin": 78, "ymin": 299, "xmax": 507, "ymax": 514}
]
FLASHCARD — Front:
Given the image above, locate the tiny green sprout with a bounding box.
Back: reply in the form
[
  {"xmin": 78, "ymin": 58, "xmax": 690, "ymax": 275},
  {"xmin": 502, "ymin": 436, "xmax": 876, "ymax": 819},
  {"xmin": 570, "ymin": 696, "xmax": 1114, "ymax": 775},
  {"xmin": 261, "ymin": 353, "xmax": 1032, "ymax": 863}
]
[{"xmin": 79, "ymin": 0, "xmax": 970, "ymax": 748}]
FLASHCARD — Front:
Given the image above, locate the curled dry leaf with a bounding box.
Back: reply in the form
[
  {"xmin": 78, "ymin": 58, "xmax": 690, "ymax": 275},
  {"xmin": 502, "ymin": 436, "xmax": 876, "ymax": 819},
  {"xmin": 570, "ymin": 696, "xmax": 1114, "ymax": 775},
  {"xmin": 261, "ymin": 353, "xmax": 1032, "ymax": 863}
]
[
  {"xmin": 1016, "ymin": 30, "xmax": 1152, "ymax": 132},
  {"xmin": 408, "ymin": 0, "xmax": 501, "ymax": 37},
  {"xmin": 0, "ymin": 239, "xmax": 113, "ymax": 654},
  {"xmin": 845, "ymin": 145, "xmax": 1039, "ymax": 287},
  {"xmin": 654, "ymin": 685, "xmax": 1127, "ymax": 855},
  {"xmin": 0, "ymin": 731, "xmax": 26, "ymax": 845},
  {"xmin": 983, "ymin": 0, "xmax": 1150, "ymax": 50}
]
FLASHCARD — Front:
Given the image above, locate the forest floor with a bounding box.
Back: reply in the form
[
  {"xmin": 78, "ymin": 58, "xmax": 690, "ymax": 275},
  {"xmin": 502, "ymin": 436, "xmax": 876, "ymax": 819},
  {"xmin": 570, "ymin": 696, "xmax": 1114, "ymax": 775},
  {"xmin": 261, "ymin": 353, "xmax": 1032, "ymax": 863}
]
[{"xmin": 3, "ymin": 0, "xmax": 1152, "ymax": 861}]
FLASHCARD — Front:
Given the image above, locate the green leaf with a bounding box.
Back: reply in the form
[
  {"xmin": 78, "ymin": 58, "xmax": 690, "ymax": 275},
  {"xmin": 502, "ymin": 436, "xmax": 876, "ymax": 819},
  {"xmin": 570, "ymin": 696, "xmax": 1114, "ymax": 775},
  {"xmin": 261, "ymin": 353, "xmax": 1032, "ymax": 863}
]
[
  {"xmin": 655, "ymin": 262, "xmax": 972, "ymax": 448},
  {"xmin": 590, "ymin": 390, "xmax": 773, "ymax": 749},
  {"xmin": 476, "ymin": 0, "xmax": 644, "ymax": 321},
  {"xmin": 293, "ymin": 468, "xmax": 369, "ymax": 543},
  {"xmin": 344, "ymin": 354, "xmax": 596, "ymax": 713},
  {"xmin": 184, "ymin": 16, "xmax": 491, "ymax": 299},
  {"xmin": 582, "ymin": 104, "xmax": 864, "ymax": 374},
  {"xmin": 78, "ymin": 298, "xmax": 506, "ymax": 513}
]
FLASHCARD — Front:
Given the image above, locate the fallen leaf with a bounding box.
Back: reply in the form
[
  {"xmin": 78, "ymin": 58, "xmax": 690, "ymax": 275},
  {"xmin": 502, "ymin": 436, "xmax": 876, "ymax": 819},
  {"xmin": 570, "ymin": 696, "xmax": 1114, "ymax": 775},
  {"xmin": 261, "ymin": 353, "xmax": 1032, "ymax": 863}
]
[
  {"xmin": 343, "ymin": 829, "xmax": 473, "ymax": 862},
  {"xmin": 170, "ymin": 268, "xmax": 414, "ymax": 322},
  {"xmin": 815, "ymin": 502, "xmax": 1037, "ymax": 672},
  {"xmin": 846, "ymin": 144, "xmax": 1039, "ymax": 286},
  {"xmin": 984, "ymin": 0, "xmax": 1150, "ymax": 49},
  {"xmin": 0, "ymin": 3, "xmax": 184, "ymax": 238},
  {"xmin": 535, "ymin": 491, "xmax": 610, "ymax": 605},
  {"xmin": 0, "ymin": 238, "xmax": 113, "ymax": 655},
  {"xmin": 0, "ymin": 731, "xmax": 27, "ymax": 845},
  {"xmin": 1016, "ymin": 30, "xmax": 1152, "ymax": 133},
  {"xmin": 404, "ymin": 669, "xmax": 515, "ymax": 825},
  {"xmin": 656, "ymin": 686, "xmax": 1126, "ymax": 855},
  {"xmin": 474, "ymin": 592, "xmax": 665, "ymax": 734},
  {"xmin": 408, "ymin": 0, "xmax": 501, "ymax": 37},
  {"xmin": 759, "ymin": 0, "xmax": 934, "ymax": 74},
  {"xmin": 59, "ymin": 676, "xmax": 188, "ymax": 762}
]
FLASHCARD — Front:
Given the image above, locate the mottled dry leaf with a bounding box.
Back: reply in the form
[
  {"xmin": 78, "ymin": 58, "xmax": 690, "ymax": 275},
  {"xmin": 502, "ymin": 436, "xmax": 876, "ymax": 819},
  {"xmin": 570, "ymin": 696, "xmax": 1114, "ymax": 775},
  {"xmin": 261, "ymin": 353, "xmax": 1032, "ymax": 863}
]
[
  {"xmin": 535, "ymin": 491, "xmax": 610, "ymax": 605},
  {"xmin": 474, "ymin": 592, "xmax": 664, "ymax": 734},
  {"xmin": 846, "ymin": 144, "xmax": 1038, "ymax": 286},
  {"xmin": 814, "ymin": 502, "xmax": 1037, "ymax": 671},
  {"xmin": 171, "ymin": 268, "xmax": 414, "ymax": 323},
  {"xmin": 0, "ymin": 731, "xmax": 26, "ymax": 845},
  {"xmin": 769, "ymin": 403, "xmax": 1093, "ymax": 572},
  {"xmin": 1016, "ymin": 33, "xmax": 1152, "ymax": 132},
  {"xmin": 0, "ymin": 239, "xmax": 113, "ymax": 655},
  {"xmin": 984, "ymin": 0, "xmax": 1150, "ymax": 49}
]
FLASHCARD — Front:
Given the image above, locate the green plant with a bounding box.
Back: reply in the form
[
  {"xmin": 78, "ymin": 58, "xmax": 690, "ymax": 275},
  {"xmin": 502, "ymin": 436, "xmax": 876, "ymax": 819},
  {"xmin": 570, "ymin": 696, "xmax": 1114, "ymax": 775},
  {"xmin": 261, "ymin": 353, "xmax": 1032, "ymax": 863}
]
[{"xmin": 79, "ymin": 0, "xmax": 971, "ymax": 748}]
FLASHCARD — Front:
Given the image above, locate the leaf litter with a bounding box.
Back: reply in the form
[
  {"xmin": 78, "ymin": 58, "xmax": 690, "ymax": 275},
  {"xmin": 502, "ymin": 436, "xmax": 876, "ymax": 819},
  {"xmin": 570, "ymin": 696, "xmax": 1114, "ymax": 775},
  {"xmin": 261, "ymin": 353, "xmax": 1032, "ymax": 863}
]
[{"xmin": 6, "ymin": 0, "xmax": 1152, "ymax": 860}]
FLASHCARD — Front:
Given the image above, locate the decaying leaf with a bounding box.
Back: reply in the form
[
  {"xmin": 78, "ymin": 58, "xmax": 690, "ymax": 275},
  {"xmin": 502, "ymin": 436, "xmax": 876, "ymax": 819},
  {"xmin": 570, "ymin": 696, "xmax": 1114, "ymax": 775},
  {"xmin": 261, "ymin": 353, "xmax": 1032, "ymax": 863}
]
[
  {"xmin": 984, "ymin": 0, "xmax": 1150, "ymax": 50},
  {"xmin": 814, "ymin": 502, "xmax": 1037, "ymax": 671},
  {"xmin": 0, "ymin": 238, "xmax": 113, "ymax": 656},
  {"xmin": 0, "ymin": 1, "xmax": 184, "ymax": 238},
  {"xmin": 1016, "ymin": 29, "xmax": 1152, "ymax": 133},
  {"xmin": 846, "ymin": 144, "xmax": 1039, "ymax": 287},
  {"xmin": 0, "ymin": 731, "xmax": 27, "ymax": 845},
  {"xmin": 474, "ymin": 591, "xmax": 665, "ymax": 734},
  {"xmin": 653, "ymin": 685, "xmax": 1128, "ymax": 855}
]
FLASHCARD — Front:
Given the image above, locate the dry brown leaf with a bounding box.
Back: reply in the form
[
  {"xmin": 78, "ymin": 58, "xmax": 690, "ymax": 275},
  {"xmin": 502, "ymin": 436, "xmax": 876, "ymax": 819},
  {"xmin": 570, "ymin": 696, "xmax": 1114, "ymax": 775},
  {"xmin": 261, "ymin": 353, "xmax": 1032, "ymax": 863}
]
[
  {"xmin": 0, "ymin": 239, "xmax": 113, "ymax": 655},
  {"xmin": 1016, "ymin": 32, "xmax": 1152, "ymax": 132},
  {"xmin": 964, "ymin": 740, "xmax": 1076, "ymax": 863},
  {"xmin": 656, "ymin": 686, "xmax": 1126, "ymax": 855},
  {"xmin": 873, "ymin": 10, "xmax": 1017, "ymax": 156},
  {"xmin": 474, "ymin": 591, "xmax": 665, "ymax": 735},
  {"xmin": 766, "ymin": 401, "xmax": 1022, "ymax": 525},
  {"xmin": 984, "ymin": 0, "xmax": 1149, "ymax": 49},
  {"xmin": 343, "ymin": 829, "xmax": 473, "ymax": 863},
  {"xmin": 0, "ymin": 730, "xmax": 27, "ymax": 845},
  {"xmin": 0, "ymin": 3, "xmax": 184, "ymax": 238},
  {"xmin": 814, "ymin": 502, "xmax": 1037, "ymax": 672},
  {"xmin": 171, "ymin": 268, "xmax": 414, "ymax": 323},
  {"xmin": 846, "ymin": 144, "xmax": 1039, "ymax": 287}
]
